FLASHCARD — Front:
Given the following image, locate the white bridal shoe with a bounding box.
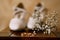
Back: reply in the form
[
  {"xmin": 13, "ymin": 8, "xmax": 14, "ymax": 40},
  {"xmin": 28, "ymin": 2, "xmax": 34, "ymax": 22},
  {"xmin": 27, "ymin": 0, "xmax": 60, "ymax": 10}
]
[
  {"xmin": 9, "ymin": 3, "xmax": 26, "ymax": 31},
  {"xmin": 27, "ymin": 3, "xmax": 45, "ymax": 30}
]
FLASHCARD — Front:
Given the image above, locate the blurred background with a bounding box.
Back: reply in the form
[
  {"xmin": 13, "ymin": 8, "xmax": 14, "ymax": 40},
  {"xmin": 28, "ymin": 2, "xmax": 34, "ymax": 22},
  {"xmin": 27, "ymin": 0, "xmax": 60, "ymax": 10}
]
[{"xmin": 0, "ymin": 0, "xmax": 60, "ymax": 36}]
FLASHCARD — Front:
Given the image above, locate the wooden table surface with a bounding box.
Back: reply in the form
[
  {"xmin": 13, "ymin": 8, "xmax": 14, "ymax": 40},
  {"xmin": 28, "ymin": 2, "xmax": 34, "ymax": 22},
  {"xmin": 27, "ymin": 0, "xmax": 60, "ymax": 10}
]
[{"xmin": 0, "ymin": 31, "xmax": 56, "ymax": 37}]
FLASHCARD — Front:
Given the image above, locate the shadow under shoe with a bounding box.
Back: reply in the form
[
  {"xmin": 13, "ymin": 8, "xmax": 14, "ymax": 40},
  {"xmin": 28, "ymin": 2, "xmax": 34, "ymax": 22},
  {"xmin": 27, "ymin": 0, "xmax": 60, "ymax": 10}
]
[{"xmin": 9, "ymin": 29, "xmax": 26, "ymax": 37}]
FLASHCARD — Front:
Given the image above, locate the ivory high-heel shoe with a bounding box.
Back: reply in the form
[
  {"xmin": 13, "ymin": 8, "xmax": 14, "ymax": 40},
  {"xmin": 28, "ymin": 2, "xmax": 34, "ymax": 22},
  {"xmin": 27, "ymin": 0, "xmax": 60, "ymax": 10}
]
[
  {"xmin": 27, "ymin": 3, "xmax": 44, "ymax": 29},
  {"xmin": 9, "ymin": 3, "xmax": 27, "ymax": 31},
  {"xmin": 27, "ymin": 3, "xmax": 45, "ymax": 33}
]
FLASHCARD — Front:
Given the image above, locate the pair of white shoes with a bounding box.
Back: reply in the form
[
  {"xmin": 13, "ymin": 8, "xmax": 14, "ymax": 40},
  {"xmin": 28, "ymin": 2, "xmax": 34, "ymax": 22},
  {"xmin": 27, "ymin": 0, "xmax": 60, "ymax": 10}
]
[{"xmin": 9, "ymin": 3, "xmax": 45, "ymax": 31}]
